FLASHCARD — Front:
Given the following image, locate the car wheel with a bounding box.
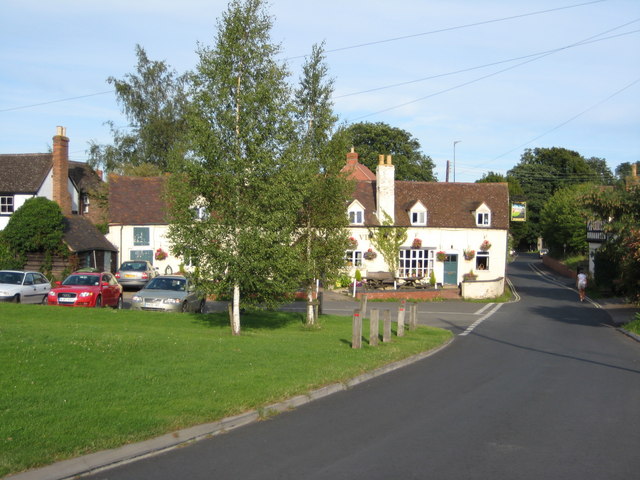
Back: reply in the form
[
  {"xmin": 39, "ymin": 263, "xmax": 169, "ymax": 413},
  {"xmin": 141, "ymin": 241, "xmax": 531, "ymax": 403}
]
[
  {"xmin": 95, "ymin": 295, "xmax": 102, "ymax": 308},
  {"xmin": 197, "ymin": 299, "xmax": 206, "ymax": 314},
  {"xmin": 41, "ymin": 295, "xmax": 48, "ymax": 305},
  {"xmin": 181, "ymin": 301, "xmax": 188, "ymax": 313},
  {"xmin": 114, "ymin": 296, "xmax": 123, "ymax": 310},
  {"xmin": 14, "ymin": 294, "xmax": 20, "ymax": 303}
]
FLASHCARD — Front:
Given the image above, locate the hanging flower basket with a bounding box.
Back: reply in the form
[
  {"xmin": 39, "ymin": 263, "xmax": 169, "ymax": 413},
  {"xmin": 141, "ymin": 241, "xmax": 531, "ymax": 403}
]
[
  {"xmin": 348, "ymin": 236, "xmax": 358, "ymax": 247},
  {"xmin": 436, "ymin": 251, "xmax": 447, "ymax": 262},
  {"xmin": 463, "ymin": 249, "xmax": 475, "ymax": 261},
  {"xmin": 154, "ymin": 248, "xmax": 168, "ymax": 261},
  {"xmin": 412, "ymin": 238, "xmax": 422, "ymax": 249},
  {"xmin": 463, "ymin": 270, "xmax": 478, "ymax": 281},
  {"xmin": 363, "ymin": 248, "xmax": 377, "ymax": 260},
  {"xmin": 480, "ymin": 240, "xmax": 492, "ymax": 251}
]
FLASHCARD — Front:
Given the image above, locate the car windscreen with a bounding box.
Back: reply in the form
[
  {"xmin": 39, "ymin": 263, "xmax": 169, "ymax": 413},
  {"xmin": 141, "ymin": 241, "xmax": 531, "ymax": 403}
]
[
  {"xmin": 0, "ymin": 272, "xmax": 24, "ymax": 285},
  {"xmin": 119, "ymin": 262, "xmax": 147, "ymax": 271},
  {"xmin": 146, "ymin": 278, "xmax": 186, "ymax": 291},
  {"xmin": 62, "ymin": 275, "xmax": 100, "ymax": 286}
]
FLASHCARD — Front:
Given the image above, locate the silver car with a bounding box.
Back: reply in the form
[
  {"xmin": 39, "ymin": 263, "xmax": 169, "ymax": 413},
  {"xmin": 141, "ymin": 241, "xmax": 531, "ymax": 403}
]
[
  {"xmin": 0, "ymin": 270, "xmax": 51, "ymax": 304},
  {"xmin": 115, "ymin": 261, "xmax": 158, "ymax": 289},
  {"xmin": 130, "ymin": 275, "xmax": 205, "ymax": 313}
]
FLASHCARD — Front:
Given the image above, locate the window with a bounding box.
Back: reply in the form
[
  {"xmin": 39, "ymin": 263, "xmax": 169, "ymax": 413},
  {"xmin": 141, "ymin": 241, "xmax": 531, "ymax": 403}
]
[
  {"xmin": 82, "ymin": 193, "xmax": 90, "ymax": 214},
  {"xmin": 476, "ymin": 251, "xmax": 490, "ymax": 270},
  {"xmin": 130, "ymin": 250, "xmax": 153, "ymax": 263},
  {"xmin": 476, "ymin": 212, "xmax": 490, "ymax": 226},
  {"xmin": 133, "ymin": 227, "xmax": 150, "ymax": 246},
  {"xmin": 411, "ymin": 211, "xmax": 426, "ymax": 226},
  {"xmin": 399, "ymin": 249, "xmax": 434, "ymax": 278},
  {"xmin": 193, "ymin": 206, "xmax": 209, "ymax": 220},
  {"xmin": 348, "ymin": 209, "xmax": 364, "ymax": 225},
  {"xmin": 345, "ymin": 250, "xmax": 362, "ymax": 267},
  {"xmin": 0, "ymin": 195, "xmax": 14, "ymax": 214}
]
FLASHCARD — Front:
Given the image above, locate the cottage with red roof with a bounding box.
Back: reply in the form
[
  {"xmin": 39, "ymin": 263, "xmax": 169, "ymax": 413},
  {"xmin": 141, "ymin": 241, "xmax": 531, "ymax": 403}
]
[{"xmin": 342, "ymin": 151, "xmax": 509, "ymax": 297}]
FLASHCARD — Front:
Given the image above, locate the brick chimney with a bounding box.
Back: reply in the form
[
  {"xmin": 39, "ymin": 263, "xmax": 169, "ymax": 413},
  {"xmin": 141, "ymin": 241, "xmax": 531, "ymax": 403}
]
[
  {"xmin": 52, "ymin": 126, "xmax": 71, "ymax": 215},
  {"xmin": 376, "ymin": 154, "xmax": 395, "ymax": 223}
]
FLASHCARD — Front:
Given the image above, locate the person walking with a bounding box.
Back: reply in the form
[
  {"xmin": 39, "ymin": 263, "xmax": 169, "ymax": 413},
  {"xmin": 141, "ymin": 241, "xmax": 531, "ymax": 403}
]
[{"xmin": 576, "ymin": 267, "xmax": 588, "ymax": 302}]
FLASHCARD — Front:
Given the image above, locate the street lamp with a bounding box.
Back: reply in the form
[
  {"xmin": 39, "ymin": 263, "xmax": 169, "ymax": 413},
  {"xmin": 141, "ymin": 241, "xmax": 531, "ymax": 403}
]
[{"xmin": 453, "ymin": 141, "xmax": 461, "ymax": 182}]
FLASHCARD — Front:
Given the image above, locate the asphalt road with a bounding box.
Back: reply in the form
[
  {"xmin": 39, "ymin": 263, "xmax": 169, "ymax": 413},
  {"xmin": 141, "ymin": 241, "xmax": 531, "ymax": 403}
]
[{"xmin": 87, "ymin": 255, "xmax": 640, "ymax": 480}]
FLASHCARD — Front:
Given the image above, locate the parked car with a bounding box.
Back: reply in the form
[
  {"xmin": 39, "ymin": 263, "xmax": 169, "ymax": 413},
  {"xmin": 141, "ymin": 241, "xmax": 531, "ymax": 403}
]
[
  {"xmin": 0, "ymin": 270, "xmax": 51, "ymax": 304},
  {"xmin": 539, "ymin": 248, "xmax": 549, "ymax": 258},
  {"xmin": 48, "ymin": 271, "xmax": 123, "ymax": 308},
  {"xmin": 115, "ymin": 260, "xmax": 158, "ymax": 289},
  {"xmin": 130, "ymin": 275, "xmax": 205, "ymax": 313}
]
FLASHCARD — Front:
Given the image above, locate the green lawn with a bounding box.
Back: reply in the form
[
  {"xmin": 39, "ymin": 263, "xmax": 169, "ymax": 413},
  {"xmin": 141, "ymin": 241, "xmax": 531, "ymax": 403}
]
[{"xmin": 0, "ymin": 303, "xmax": 451, "ymax": 477}]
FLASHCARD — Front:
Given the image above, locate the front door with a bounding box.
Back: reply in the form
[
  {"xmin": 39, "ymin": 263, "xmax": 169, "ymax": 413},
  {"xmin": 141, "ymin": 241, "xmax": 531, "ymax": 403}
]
[{"xmin": 444, "ymin": 254, "xmax": 458, "ymax": 285}]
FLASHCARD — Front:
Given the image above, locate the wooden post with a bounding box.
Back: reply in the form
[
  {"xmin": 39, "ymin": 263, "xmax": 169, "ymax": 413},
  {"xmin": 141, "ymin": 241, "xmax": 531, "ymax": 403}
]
[
  {"xmin": 410, "ymin": 303, "xmax": 417, "ymax": 330},
  {"xmin": 369, "ymin": 309, "xmax": 379, "ymax": 346},
  {"xmin": 352, "ymin": 309, "xmax": 362, "ymax": 349},
  {"xmin": 360, "ymin": 294, "xmax": 368, "ymax": 319},
  {"xmin": 397, "ymin": 300, "xmax": 406, "ymax": 337},
  {"xmin": 383, "ymin": 309, "xmax": 391, "ymax": 343}
]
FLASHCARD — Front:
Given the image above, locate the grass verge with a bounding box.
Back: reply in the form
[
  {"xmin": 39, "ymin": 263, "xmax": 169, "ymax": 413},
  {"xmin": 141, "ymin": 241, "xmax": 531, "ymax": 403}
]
[
  {"xmin": 624, "ymin": 313, "xmax": 640, "ymax": 335},
  {"xmin": 0, "ymin": 303, "xmax": 451, "ymax": 477}
]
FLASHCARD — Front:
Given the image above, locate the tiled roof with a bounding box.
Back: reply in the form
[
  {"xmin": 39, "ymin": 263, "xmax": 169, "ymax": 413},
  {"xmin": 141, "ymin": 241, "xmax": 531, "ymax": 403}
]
[
  {"xmin": 69, "ymin": 161, "xmax": 102, "ymax": 191},
  {"xmin": 0, "ymin": 154, "xmax": 51, "ymax": 193},
  {"xmin": 352, "ymin": 181, "xmax": 510, "ymax": 229},
  {"xmin": 0, "ymin": 154, "xmax": 102, "ymax": 194},
  {"xmin": 108, "ymin": 175, "xmax": 168, "ymax": 225},
  {"xmin": 341, "ymin": 161, "xmax": 376, "ymax": 181},
  {"xmin": 63, "ymin": 216, "xmax": 117, "ymax": 252}
]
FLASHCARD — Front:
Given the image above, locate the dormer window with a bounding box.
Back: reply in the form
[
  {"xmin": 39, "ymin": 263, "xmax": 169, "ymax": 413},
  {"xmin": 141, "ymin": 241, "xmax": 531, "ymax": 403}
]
[
  {"xmin": 475, "ymin": 203, "xmax": 491, "ymax": 227},
  {"xmin": 348, "ymin": 200, "xmax": 365, "ymax": 225},
  {"xmin": 409, "ymin": 201, "xmax": 427, "ymax": 226}
]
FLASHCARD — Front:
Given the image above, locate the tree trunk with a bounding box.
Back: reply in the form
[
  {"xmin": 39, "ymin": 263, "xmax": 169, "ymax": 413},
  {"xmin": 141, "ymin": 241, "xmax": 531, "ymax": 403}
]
[
  {"xmin": 232, "ymin": 283, "xmax": 241, "ymax": 335},
  {"xmin": 306, "ymin": 283, "xmax": 315, "ymax": 325}
]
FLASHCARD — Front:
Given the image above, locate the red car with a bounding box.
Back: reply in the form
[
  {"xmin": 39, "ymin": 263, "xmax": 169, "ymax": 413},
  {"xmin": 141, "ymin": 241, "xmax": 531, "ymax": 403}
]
[{"xmin": 48, "ymin": 271, "xmax": 123, "ymax": 308}]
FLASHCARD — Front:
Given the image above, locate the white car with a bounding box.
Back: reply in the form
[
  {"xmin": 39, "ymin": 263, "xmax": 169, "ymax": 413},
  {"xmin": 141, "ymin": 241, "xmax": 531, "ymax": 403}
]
[{"xmin": 0, "ymin": 270, "xmax": 51, "ymax": 304}]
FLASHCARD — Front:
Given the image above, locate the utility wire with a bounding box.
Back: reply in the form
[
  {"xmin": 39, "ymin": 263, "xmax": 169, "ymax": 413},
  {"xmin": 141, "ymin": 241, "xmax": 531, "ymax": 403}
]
[
  {"xmin": 486, "ymin": 76, "xmax": 640, "ymax": 163},
  {"xmin": 349, "ymin": 18, "xmax": 640, "ymax": 121},
  {"xmin": 286, "ymin": 0, "xmax": 608, "ymax": 60},
  {"xmin": 335, "ymin": 27, "xmax": 639, "ymax": 99},
  {"xmin": 0, "ymin": 90, "xmax": 114, "ymax": 113},
  {"xmin": 1, "ymin": 1, "xmax": 608, "ymax": 114}
]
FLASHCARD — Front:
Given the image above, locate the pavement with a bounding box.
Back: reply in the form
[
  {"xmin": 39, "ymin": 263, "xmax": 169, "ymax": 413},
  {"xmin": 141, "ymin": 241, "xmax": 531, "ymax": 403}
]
[{"xmin": 7, "ymin": 281, "xmax": 638, "ymax": 480}]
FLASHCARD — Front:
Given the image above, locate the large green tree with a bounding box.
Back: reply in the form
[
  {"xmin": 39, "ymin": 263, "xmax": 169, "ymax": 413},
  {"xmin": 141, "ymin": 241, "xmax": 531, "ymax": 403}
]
[
  {"xmin": 333, "ymin": 122, "xmax": 436, "ymax": 181},
  {"xmin": 293, "ymin": 43, "xmax": 352, "ymax": 325},
  {"xmin": 539, "ymin": 184, "xmax": 594, "ymax": 256},
  {"xmin": 168, "ymin": 0, "xmax": 300, "ymax": 335},
  {"xmin": 88, "ymin": 45, "xmax": 190, "ymax": 175},
  {"xmin": 507, "ymin": 147, "xmax": 613, "ymax": 250},
  {"xmin": 585, "ymin": 184, "xmax": 640, "ymax": 301}
]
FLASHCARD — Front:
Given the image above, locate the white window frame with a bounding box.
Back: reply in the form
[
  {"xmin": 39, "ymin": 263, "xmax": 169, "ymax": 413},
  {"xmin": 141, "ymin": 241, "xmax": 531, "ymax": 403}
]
[
  {"xmin": 398, "ymin": 249, "xmax": 434, "ymax": 278},
  {"xmin": 82, "ymin": 193, "xmax": 90, "ymax": 214},
  {"xmin": 345, "ymin": 250, "xmax": 363, "ymax": 267},
  {"xmin": 0, "ymin": 195, "xmax": 14, "ymax": 214},
  {"xmin": 411, "ymin": 210, "xmax": 427, "ymax": 226},
  {"xmin": 476, "ymin": 211, "xmax": 491, "ymax": 227},
  {"xmin": 476, "ymin": 251, "xmax": 490, "ymax": 270},
  {"xmin": 348, "ymin": 209, "xmax": 364, "ymax": 225}
]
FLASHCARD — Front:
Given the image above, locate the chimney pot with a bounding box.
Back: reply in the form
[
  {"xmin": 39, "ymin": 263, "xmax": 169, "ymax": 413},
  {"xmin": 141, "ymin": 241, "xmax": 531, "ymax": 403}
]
[
  {"xmin": 386, "ymin": 155, "xmax": 392, "ymax": 165},
  {"xmin": 378, "ymin": 154, "xmax": 385, "ymax": 165}
]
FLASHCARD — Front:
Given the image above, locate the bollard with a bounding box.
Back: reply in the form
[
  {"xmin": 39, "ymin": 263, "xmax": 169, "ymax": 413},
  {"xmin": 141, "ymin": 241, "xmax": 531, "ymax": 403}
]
[
  {"xmin": 369, "ymin": 309, "xmax": 379, "ymax": 346},
  {"xmin": 360, "ymin": 294, "xmax": 368, "ymax": 319},
  {"xmin": 383, "ymin": 309, "xmax": 391, "ymax": 343},
  {"xmin": 397, "ymin": 300, "xmax": 406, "ymax": 337},
  {"xmin": 352, "ymin": 309, "xmax": 362, "ymax": 349},
  {"xmin": 410, "ymin": 303, "xmax": 417, "ymax": 330}
]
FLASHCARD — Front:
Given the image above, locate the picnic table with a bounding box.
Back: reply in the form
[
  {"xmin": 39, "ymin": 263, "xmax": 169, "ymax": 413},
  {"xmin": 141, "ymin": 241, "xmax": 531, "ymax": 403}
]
[{"xmin": 363, "ymin": 272, "xmax": 396, "ymax": 290}]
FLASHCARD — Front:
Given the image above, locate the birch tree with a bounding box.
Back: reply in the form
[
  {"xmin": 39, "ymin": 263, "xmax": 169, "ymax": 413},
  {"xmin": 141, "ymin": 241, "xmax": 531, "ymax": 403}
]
[
  {"xmin": 293, "ymin": 43, "xmax": 351, "ymax": 325},
  {"xmin": 168, "ymin": 0, "xmax": 300, "ymax": 335}
]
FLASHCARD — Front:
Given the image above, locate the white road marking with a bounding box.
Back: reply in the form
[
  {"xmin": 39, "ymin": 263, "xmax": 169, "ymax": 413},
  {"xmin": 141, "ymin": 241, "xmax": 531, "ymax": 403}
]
[{"xmin": 459, "ymin": 303, "xmax": 503, "ymax": 336}]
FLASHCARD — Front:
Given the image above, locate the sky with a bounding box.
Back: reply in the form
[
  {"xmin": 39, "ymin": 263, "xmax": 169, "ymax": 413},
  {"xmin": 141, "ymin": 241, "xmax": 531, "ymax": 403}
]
[{"xmin": 1, "ymin": 0, "xmax": 638, "ymax": 183}]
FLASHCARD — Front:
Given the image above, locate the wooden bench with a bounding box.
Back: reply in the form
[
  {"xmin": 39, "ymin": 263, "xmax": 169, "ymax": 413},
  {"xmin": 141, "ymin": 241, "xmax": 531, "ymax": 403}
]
[{"xmin": 364, "ymin": 272, "xmax": 396, "ymax": 290}]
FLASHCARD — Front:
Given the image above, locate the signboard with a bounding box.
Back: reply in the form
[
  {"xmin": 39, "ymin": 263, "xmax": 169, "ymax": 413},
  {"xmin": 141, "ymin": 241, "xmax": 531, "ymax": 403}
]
[{"xmin": 511, "ymin": 202, "xmax": 526, "ymax": 222}]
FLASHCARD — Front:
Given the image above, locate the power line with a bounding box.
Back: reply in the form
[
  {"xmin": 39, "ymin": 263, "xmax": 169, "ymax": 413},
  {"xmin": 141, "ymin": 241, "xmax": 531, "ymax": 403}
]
[
  {"xmin": 349, "ymin": 19, "xmax": 640, "ymax": 121},
  {"xmin": 0, "ymin": 90, "xmax": 114, "ymax": 113},
  {"xmin": 486, "ymin": 76, "xmax": 640, "ymax": 163},
  {"xmin": 335, "ymin": 27, "xmax": 639, "ymax": 99},
  {"xmin": 286, "ymin": 0, "xmax": 608, "ymax": 60}
]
